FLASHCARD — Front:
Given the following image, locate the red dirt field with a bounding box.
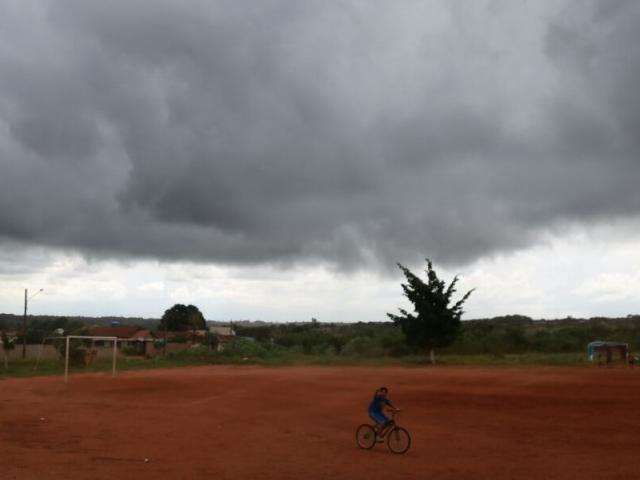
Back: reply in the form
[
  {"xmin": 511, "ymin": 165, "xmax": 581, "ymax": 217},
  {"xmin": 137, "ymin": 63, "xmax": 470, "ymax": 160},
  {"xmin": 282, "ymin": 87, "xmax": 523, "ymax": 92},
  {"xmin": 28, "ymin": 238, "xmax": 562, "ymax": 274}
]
[{"xmin": 2, "ymin": 365, "xmax": 639, "ymax": 480}]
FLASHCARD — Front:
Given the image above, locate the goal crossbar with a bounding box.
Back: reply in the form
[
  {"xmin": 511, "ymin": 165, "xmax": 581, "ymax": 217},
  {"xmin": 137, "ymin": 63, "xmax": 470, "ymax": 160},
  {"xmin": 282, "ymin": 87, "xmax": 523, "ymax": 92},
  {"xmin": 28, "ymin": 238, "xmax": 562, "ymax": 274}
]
[{"xmin": 64, "ymin": 335, "xmax": 118, "ymax": 383}]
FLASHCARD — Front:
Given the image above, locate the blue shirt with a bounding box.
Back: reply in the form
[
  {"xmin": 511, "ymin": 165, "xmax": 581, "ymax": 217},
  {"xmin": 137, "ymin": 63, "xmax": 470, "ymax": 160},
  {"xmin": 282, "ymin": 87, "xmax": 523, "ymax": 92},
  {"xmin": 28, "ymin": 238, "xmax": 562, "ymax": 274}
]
[{"xmin": 368, "ymin": 393, "xmax": 393, "ymax": 414}]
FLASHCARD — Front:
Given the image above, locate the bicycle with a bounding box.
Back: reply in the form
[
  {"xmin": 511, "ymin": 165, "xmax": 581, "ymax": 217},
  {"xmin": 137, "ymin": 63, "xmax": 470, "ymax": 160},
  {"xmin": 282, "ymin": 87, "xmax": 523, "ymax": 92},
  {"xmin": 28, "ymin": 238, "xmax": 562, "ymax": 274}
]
[{"xmin": 355, "ymin": 410, "xmax": 411, "ymax": 454}]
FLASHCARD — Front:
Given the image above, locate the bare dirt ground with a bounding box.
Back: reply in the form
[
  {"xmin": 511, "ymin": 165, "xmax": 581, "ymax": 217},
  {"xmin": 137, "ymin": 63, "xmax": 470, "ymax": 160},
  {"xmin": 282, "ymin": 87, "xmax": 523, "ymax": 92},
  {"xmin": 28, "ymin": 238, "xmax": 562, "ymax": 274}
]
[{"xmin": 2, "ymin": 365, "xmax": 639, "ymax": 480}]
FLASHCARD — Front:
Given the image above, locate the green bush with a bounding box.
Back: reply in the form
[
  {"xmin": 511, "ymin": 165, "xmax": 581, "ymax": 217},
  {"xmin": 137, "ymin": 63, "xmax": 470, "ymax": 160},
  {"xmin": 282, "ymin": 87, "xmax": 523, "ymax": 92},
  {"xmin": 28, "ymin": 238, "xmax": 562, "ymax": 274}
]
[
  {"xmin": 342, "ymin": 336, "xmax": 383, "ymax": 357},
  {"xmin": 170, "ymin": 335, "xmax": 189, "ymax": 343},
  {"xmin": 55, "ymin": 339, "xmax": 87, "ymax": 366},
  {"xmin": 121, "ymin": 344, "xmax": 139, "ymax": 356},
  {"xmin": 378, "ymin": 330, "xmax": 413, "ymax": 356},
  {"xmin": 221, "ymin": 338, "xmax": 268, "ymax": 358}
]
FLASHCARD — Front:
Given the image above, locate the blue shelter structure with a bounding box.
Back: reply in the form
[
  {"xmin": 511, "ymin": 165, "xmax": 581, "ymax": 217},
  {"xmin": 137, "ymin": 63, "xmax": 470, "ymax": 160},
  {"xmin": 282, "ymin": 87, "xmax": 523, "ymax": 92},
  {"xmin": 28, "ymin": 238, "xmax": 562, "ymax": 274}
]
[{"xmin": 587, "ymin": 341, "xmax": 628, "ymax": 363}]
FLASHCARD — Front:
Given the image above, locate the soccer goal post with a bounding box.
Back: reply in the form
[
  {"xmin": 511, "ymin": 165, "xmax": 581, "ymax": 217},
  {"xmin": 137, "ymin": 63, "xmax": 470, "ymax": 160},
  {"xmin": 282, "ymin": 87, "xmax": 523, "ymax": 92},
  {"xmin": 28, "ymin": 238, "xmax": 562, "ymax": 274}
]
[{"xmin": 64, "ymin": 335, "xmax": 118, "ymax": 383}]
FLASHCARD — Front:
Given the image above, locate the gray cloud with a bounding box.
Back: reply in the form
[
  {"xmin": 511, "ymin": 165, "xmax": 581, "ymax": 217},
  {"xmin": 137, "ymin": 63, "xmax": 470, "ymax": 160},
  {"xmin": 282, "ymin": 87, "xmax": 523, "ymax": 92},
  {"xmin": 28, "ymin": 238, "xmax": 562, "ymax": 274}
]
[{"xmin": 0, "ymin": 0, "xmax": 639, "ymax": 270}]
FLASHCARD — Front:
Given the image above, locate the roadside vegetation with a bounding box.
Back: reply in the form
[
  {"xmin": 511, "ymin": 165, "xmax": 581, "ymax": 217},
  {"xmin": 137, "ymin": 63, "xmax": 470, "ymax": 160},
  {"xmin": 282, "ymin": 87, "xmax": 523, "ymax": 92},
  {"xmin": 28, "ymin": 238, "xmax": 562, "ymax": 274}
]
[
  {"xmin": 1, "ymin": 261, "xmax": 638, "ymax": 379},
  {"xmin": 2, "ymin": 317, "xmax": 639, "ymax": 380},
  {"xmin": 0, "ymin": 334, "xmax": 610, "ymax": 380}
]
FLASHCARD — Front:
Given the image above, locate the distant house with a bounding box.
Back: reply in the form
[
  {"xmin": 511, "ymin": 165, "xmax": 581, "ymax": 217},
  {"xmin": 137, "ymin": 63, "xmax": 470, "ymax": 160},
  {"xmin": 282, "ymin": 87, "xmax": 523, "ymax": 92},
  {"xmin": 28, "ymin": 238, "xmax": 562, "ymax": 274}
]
[
  {"xmin": 88, "ymin": 326, "xmax": 155, "ymax": 356},
  {"xmin": 162, "ymin": 329, "xmax": 208, "ymax": 343},
  {"xmin": 209, "ymin": 325, "xmax": 236, "ymax": 351},
  {"xmin": 209, "ymin": 326, "xmax": 235, "ymax": 336},
  {"xmin": 145, "ymin": 328, "xmax": 221, "ymax": 356},
  {"xmin": 129, "ymin": 329, "xmax": 154, "ymax": 342},
  {"xmin": 89, "ymin": 325, "xmax": 142, "ymax": 339}
]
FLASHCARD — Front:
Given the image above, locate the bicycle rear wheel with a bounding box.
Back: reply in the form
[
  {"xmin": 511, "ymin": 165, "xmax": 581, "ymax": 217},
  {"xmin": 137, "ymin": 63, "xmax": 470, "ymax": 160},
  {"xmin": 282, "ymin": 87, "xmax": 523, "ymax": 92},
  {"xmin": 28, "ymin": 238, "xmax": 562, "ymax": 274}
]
[
  {"xmin": 386, "ymin": 426, "xmax": 411, "ymax": 454},
  {"xmin": 356, "ymin": 424, "xmax": 377, "ymax": 449}
]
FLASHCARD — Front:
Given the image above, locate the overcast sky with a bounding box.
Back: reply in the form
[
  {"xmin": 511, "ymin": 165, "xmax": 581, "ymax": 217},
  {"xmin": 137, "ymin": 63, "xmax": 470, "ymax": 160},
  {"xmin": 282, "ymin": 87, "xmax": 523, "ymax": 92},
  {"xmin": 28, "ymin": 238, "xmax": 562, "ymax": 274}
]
[{"xmin": 1, "ymin": 0, "xmax": 639, "ymax": 321}]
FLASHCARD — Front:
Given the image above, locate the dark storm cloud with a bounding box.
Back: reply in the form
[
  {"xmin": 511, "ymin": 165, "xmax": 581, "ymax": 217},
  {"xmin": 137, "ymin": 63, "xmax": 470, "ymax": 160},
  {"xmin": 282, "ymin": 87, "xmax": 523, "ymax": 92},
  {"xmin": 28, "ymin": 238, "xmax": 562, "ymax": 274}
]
[{"xmin": 0, "ymin": 0, "xmax": 639, "ymax": 269}]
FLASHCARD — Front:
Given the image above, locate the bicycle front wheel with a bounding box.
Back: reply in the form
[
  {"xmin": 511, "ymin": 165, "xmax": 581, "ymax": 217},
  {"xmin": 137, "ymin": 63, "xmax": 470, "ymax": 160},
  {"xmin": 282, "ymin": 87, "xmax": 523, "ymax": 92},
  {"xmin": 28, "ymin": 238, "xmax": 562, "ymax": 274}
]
[
  {"xmin": 386, "ymin": 426, "xmax": 411, "ymax": 454},
  {"xmin": 356, "ymin": 424, "xmax": 377, "ymax": 450}
]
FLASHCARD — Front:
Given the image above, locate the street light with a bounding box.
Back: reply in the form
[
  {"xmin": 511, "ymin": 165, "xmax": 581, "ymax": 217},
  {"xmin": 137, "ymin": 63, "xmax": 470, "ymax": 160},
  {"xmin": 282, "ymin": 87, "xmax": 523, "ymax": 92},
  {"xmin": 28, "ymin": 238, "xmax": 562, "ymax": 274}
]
[{"xmin": 22, "ymin": 288, "xmax": 43, "ymax": 359}]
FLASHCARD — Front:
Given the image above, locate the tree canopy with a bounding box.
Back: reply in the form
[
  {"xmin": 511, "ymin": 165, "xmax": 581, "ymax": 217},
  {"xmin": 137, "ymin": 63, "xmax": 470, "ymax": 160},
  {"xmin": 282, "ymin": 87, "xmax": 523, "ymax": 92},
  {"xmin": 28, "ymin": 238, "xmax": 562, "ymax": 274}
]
[
  {"xmin": 160, "ymin": 304, "xmax": 206, "ymax": 331},
  {"xmin": 1, "ymin": 331, "xmax": 15, "ymax": 351},
  {"xmin": 388, "ymin": 260, "xmax": 474, "ymax": 361}
]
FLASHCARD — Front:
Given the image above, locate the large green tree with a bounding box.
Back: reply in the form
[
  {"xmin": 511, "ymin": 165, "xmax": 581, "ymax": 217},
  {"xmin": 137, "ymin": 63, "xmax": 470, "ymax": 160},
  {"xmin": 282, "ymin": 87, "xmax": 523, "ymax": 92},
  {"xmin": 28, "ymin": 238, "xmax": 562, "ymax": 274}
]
[
  {"xmin": 160, "ymin": 304, "xmax": 206, "ymax": 332},
  {"xmin": 388, "ymin": 260, "xmax": 474, "ymax": 363}
]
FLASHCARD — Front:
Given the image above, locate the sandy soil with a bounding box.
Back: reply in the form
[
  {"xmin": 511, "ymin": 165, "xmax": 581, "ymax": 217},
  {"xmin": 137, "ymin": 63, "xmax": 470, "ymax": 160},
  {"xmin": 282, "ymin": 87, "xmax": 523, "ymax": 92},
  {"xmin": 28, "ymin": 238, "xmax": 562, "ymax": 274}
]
[{"xmin": 1, "ymin": 365, "xmax": 639, "ymax": 479}]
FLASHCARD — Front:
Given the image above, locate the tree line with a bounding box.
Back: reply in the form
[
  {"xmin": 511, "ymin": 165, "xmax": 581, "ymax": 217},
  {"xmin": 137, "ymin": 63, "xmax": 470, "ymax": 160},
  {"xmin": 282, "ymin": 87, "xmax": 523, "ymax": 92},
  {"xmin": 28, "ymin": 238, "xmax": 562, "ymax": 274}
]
[{"xmin": 2, "ymin": 260, "xmax": 639, "ymax": 360}]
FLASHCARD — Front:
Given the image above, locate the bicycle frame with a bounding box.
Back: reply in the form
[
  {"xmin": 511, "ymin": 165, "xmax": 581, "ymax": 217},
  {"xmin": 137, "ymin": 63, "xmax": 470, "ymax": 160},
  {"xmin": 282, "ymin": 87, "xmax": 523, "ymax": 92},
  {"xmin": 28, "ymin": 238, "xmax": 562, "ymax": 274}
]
[{"xmin": 378, "ymin": 411, "xmax": 400, "ymax": 437}]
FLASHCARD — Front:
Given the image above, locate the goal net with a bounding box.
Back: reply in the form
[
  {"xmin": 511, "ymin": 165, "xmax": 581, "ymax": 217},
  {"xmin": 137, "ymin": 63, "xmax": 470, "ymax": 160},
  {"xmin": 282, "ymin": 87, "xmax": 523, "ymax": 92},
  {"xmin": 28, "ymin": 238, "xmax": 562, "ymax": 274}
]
[{"xmin": 63, "ymin": 335, "xmax": 119, "ymax": 383}]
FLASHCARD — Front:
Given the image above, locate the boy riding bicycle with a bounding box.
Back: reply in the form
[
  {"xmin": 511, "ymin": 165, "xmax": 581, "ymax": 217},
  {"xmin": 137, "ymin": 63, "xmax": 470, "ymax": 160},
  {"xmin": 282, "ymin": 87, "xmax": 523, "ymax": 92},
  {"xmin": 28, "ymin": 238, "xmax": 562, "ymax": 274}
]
[{"xmin": 368, "ymin": 387, "xmax": 400, "ymax": 440}]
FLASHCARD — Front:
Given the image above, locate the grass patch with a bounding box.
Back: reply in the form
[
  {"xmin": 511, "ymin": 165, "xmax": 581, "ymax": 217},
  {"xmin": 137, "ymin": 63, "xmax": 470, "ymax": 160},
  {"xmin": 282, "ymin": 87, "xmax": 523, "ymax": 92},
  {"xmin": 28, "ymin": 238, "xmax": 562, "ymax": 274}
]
[
  {"xmin": 435, "ymin": 352, "xmax": 589, "ymax": 366},
  {"xmin": 1, "ymin": 358, "xmax": 65, "ymax": 378},
  {"xmin": 0, "ymin": 350, "xmax": 595, "ymax": 380}
]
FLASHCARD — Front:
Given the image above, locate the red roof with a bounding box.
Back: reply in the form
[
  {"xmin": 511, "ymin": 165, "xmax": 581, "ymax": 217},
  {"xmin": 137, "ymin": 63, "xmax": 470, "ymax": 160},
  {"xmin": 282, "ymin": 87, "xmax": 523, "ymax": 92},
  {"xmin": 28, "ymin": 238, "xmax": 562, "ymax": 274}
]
[
  {"xmin": 128, "ymin": 329, "xmax": 154, "ymax": 340},
  {"xmin": 89, "ymin": 326, "xmax": 141, "ymax": 339}
]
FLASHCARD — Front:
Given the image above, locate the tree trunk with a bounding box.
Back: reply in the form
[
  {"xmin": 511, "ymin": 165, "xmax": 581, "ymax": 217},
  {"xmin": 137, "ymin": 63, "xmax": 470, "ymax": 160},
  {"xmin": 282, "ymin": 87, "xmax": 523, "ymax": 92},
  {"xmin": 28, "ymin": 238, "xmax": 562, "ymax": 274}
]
[
  {"xmin": 3, "ymin": 352, "xmax": 8, "ymax": 370},
  {"xmin": 429, "ymin": 348, "xmax": 436, "ymax": 365}
]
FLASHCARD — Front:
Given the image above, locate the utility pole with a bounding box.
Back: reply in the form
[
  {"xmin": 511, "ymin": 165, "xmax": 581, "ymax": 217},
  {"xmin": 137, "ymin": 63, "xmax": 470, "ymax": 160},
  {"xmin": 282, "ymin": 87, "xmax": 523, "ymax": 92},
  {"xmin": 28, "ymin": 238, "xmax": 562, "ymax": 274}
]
[
  {"xmin": 21, "ymin": 288, "xmax": 43, "ymax": 359},
  {"xmin": 22, "ymin": 289, "xmax": 27, "ymax": 359}
]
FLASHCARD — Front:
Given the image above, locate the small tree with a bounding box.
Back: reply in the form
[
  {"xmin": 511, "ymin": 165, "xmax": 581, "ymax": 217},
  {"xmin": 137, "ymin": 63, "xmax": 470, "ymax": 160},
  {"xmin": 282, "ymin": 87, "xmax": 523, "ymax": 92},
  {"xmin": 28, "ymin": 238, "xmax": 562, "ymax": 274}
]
[
  {"xmin": 1, "ymin": 331, "xmax": 16, "ymax": 370},
  {"xmin": 388, "ymin": 260, "xmax": 474, "ymax": 364}
]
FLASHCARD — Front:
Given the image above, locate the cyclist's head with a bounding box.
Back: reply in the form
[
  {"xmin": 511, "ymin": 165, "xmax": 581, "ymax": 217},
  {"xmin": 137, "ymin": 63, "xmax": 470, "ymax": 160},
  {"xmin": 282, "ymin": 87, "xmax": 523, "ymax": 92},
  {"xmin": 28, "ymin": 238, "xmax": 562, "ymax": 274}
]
[{"xmin": 378, "ymin": 386, "xmax": 388, "ymax": 396}]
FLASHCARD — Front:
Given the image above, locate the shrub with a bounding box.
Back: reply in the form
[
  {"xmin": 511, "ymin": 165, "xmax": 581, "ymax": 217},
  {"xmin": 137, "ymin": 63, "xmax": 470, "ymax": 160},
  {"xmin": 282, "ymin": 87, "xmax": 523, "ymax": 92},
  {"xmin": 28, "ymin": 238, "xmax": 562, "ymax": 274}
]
[
  {"xmin": 121, "ymin": 344, "xmax": 139, "ymax": 356},
  {"xmin": 342, "ymin": 336, "xmax": 383, "ymax": 357},
  {"xmin": 378, "ymin": 330, "xmax": 410, "ymax": 356},
  {"xmin": 55, "ymin": 339, "xmax": 87, "ymax": 366},
  {"xmin": 327, "ymin": 335, "xmax": 347, "ymax": 354},
  {"xmin": 222, "ymin": 338, "xmax": 268, "ymax": 358}
]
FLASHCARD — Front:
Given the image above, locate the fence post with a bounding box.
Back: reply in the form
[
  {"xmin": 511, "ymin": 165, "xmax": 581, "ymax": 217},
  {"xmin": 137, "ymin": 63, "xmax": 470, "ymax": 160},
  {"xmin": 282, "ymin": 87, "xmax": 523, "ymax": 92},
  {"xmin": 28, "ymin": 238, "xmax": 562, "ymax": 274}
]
[
  {"xmin": 64, "ymin": 336, "xmax": 70, "ymax": 383},
  {"xmin": 112, "ymin": 339, "xmax": 117, "ymax": 377}
]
